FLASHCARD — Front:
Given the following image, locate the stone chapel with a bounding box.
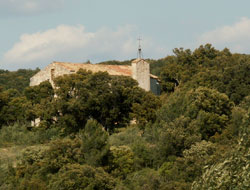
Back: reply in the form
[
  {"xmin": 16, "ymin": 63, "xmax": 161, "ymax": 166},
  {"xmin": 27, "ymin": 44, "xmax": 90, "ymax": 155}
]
[{"xmin": 30, "ymin": 59, "xmax": 161, "ymax": 95}]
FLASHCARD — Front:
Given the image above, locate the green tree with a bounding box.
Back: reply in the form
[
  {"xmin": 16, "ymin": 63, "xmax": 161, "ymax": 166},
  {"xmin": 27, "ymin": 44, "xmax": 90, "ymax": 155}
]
[
  {"xmin": 48, "ymin": 164, "xmax": 116, "ymax": 190},
  {"xmin": 124, "ymin": 168, "xmax": 163, "ymax": 190},
  {"xmin": 0, "ymin": 68, "xmax": 39, "ymax": 93},
  {"xmin": 160, "ymin": 64, "xmax": 180, "ymax": 93},
  {"xmin": 107, "ymin": 146, "xmax": 135, "ymax": 179},
  {"xmin": 54, "ymin": 69, "xmax": 160, "ymax": 133},
  {"xmin": 152, "ymin": 116, "xmax": 201, "ymax": 167},
  {"xmin": 158, "ymin": 87, "xmax": 233, "ymax": 140},
  {"xmin": 0, "ymin": 89, "xmax": 31, "ymax": 125},
  {"xmin": 192, "ymin": 104, "xmax": 249, "ymax": 190},
  {"xmin": 131, "ymin": 90, "xmax": 161, "ymax": 128},
  {"xmin": 186, "ymin": 87, "xmax": 234, "ymax": 139},
  {"xmin": 24, "ymin": 80, "xmax": 55, "ymax": 126},
  {"xmin": 80, "ymin": 119, "xmax": 109, "ymax": 167}
]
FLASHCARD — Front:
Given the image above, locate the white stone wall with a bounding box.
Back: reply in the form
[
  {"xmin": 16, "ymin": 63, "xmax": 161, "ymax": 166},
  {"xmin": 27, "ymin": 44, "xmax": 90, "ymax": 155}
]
[
  {"xmin": 132, "ymin": 59, "xmax": 150, "ymax": 91},
  {"xmin": 31, "ymin": 61, "xmax": 151, "ymax": 92},
  {"xmin": 30, "ymin": 63, "xmax": 73, "ymax": 86},
  {"xmin": 30, "ymin": 67, "xmax": 50, "ymax": 86}
]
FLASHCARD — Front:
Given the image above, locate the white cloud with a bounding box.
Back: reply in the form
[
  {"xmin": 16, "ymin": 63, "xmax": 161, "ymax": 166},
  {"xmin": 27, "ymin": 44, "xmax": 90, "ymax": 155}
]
[
  {"xmin": 1, "ymin": 24, "xmax": 166, "ymax": 70},
  {"xmin": 4, "ymin": 25, "xmax": 94, "ymax": 63},
  {"xmin": 198, "ymin": 17, "xmax": 250, "ymax": 52},
  {"xmin": 0, "ymin": 0, "xmax": 64, "ymax": 15}
]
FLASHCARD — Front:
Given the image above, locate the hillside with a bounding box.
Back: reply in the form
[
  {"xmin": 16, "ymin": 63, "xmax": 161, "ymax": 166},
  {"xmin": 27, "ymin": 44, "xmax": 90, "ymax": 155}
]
[
  {"xmin": 0, "ymin": 44, "xmax": 249, "ymax": 190},
  {"xmin": 0, "ymin": 69, "xmax": 40, "ymax": 93}
]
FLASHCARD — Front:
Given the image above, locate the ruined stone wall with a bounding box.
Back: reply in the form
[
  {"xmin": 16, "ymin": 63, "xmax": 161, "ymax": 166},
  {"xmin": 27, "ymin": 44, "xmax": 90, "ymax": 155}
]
[
  {"xmin": 30, "ymin": 63, "xmax": 74, "ymax": 86},
  {"xmin": 30, "ymin": 66, "xmax": 51, "ymax": 86},
  {"xmin": 132, "ymin": 59, "xmax": 150, "ymax": 91}
]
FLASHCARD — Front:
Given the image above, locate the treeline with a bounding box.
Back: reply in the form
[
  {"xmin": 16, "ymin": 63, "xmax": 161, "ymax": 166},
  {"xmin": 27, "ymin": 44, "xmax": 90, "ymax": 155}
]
[
  {"xmin": 151, "ymin": 44, "xmax": 250, "ymax": 104},
  {"xmin": 97, "ymin": 60, "xmax": 132, "ymax": 65},
  {"xmin": 0, "ymin": 68, "xmax": 39, "ymax": 92},
  {"xmin": 0, "ymin": 44, "xmax": 249, "ymax": 190}
]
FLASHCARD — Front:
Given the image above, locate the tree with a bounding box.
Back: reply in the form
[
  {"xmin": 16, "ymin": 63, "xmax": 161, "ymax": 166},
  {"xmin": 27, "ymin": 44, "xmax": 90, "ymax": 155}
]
[
  {"xmin": 0, "ymin": 68, "xmax": 39, "ymax": 93},
  {"xmin": 80, "ymin": 119, "xmax": 109, "ymax": 167},
  {"xmin": 124, "ymin": 168, "xmax": 163, "ymax": 190},
  {"xmin": 48, "ymin": 164, "xmax": 116, "ymax": 190},
  {"xmin": 131, "ymin": 89, "xmax": 161, "ymax": 128},
  {"xmin": 24, "ymin": 80, "xmax": 54, "ymax": 105},
  {"xmin": 160, "ymin": 64, "xmax": 180, "ymax": 93},
  {"xmin": 158, "ymin": 87, "xmax": 234, "ymax": 140},
  {"xmin": 107, "ymin": 146, "xmax": 135, "ymax": 179},
  {"xmin": 0, "ymin": 89, "xmax": 30, "ymax": 125},
  {"xmin": 24, "ymin": 80, "xmax": 55, "ymax": 126},
  {"xmin": 185, "ymin": 87, "xmax": 234, "ymax": 139},
  {"xmin": 53, "ymin": 69, "xmax": 160, "ymax": 133},
  {"xmin": 0, "ymin": 87, "xmax": 8, "ymax": 127},
  {"xmin": 152, "ymin": 116, "xmax": 201, "ymax": 167},
  {"xmin": 192, "ymin": 140, "xmax": 249, "ymax": 190}
]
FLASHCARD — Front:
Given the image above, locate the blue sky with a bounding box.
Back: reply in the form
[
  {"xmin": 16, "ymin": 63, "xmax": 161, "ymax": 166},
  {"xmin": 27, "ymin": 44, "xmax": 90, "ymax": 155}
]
[{"xmin": 1, "ymin": 0, "xmax": 250, "ymax": 70}]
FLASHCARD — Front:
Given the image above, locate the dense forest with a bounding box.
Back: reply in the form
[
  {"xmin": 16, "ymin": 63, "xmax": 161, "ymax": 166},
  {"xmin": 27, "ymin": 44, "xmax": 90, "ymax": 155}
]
[{"xmin": 0, "ymin": 44, "xmax": 249, "ymax": 190}]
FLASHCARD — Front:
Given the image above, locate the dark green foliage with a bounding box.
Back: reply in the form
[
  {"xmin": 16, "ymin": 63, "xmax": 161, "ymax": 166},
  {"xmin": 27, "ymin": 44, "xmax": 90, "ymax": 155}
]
[
  {"xmin": 185, "ymin": 87, "xmax": 234, "ymax": 139},
  {"xmin": 175, "ymin": 141, "xmax": 217, "ymax": 183},
  {"xmin": 152, "ymin": 44, "xmax": 250, "ymax": 107},
  {"xmin": 107, "ymin": 146, "xmax": 135, "ymax": 179},
  {"xmin": 109, "ymin": 126, "xmax": 155, "ymax": 169},
  {"xmin": 80, "ymin": 119, "xmax": 109, "ymax": 166},
  {"xmin": 131, "ymin": 90, "xmax": 161, "ymax": 128},
  {"xmin": 160, "ymin": 64, "xmax": 180, "ymax": 92},
  {"xmin": 97, "ymin": 59, "xmax": 132, "ymax": 65},
  {"xmin": 54, "ymin": 69, "xmax": 160, "ymax": 133},
  {"xmin": 24, "ymin": 80, "xmax": 54, "ymax": 104},
  {"xmin": 158, "ymin": 87, "xmax": 233, "ymax": 140},
  {"xmin": 239, "ymin": 95, "xmax": 250, "ymax": 111},
  {"xmin": 109, "ymin": 127, "xmax": 142, "ymax": 147},
  {"xmin": 158, "ymin": 118, "xmax": 201, "ymax": 162},
  {"xmin": 0, "ymin": 81, "xmax": 54, "ymax": 126},
  {"xmin": 0, "ymin": 87, "xmax": 8, "ymax": 126},
  {"xmin": 0, "ymin": 44, "xmax": 249, "ymax": 190},
  {"xmin": 0, "ymin": 89, "xmax": 30, "ymax": 126},
  {"xmin": 2, "ymin": 137, "xmax": 115, "ymax": 190},
  {"xmin": 0, "ymin": 123, "xmax": 60, "ymax": 147},
  {"xmin": 192, "ymin": 115, "xmax": 250, "ymax": 190},
  {"xmin": 0, "ymin": 69, "xmax": 39, "ymax": 93},
  {"xmin": 3, "ymin": 138, "xmax": 83, "ymax": 189},
  {"xmin": 48, "ymin": 164, "xmax": 116, "ymax": 190},
  {"xmin": 124, "ymin": 168, "xmax": 163, "ymax": 190},
  {"xmin": 221, "ymin": 61, "xmax": 250, "ymax": 104},
  {"xmin": 24, "ymin": 81, "xmax": 55, "ymax": 125}
]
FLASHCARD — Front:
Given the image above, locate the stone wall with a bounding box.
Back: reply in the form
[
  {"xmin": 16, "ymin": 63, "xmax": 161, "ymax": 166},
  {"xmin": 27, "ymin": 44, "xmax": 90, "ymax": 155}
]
[
  {"xmin": 132, "ymin": 59, "xmax": 150, "ymax": 91},
  {"xmin": 31, "ymin": 60, "xmax": 151, "ymax": 93},
  {"xmin": 30, "ymin": 62, "xmax": 74, "ymax": 87}
]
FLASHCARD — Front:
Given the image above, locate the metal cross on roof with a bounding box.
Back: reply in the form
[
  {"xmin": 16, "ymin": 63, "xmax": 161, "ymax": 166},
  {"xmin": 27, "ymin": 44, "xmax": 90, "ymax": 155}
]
[{"xmin": 137, "ymin": 37, "xmax": 143, "ymax": 59}]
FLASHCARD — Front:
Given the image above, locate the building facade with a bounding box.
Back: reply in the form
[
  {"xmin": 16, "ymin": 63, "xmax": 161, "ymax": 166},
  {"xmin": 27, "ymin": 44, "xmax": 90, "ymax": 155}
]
[{"xmin": 30, "ymin": 59, "xmax": 160, "ymax": 95}]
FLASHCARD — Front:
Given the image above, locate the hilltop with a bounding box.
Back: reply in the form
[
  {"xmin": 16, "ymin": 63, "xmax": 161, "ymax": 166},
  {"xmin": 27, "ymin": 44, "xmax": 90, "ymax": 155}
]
[{"xmin": 0, "ymin": 44, "xmax": 249, "ymax": 190}]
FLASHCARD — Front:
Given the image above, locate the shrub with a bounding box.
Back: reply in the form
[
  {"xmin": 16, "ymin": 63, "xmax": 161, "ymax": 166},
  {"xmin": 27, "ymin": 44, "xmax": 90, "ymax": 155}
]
[
  {"xmin": 48, "ymin": 164, "xmax": 116, "ymax": 190},
  {"xmin": 0, "ymin": 123, "xmax": 60, "ymax": 147}
]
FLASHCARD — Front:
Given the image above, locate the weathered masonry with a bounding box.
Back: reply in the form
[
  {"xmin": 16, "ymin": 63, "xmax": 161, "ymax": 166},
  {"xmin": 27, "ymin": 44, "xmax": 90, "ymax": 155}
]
[{"xmin": 30, "ymin": 58, "xmax": 160, "ymax": 95}]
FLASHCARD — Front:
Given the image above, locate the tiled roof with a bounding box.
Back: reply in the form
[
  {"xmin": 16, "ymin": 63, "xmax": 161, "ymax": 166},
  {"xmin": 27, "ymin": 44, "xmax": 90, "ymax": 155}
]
[{"xmin": 54, "ymin": 62, "xmax": 132, "ymax": 76}]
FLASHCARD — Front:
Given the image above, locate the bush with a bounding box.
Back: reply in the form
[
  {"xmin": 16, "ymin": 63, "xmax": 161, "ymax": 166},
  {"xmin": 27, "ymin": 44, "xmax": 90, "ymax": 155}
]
[
  {"xmin": 79, "ymin": 119, "xmax": 109, "ymax": 167},
  {"xmin": 109, "ymin": 126, "xmax": 142, "ymax": 147},
  {"xmin": 48, "ymin": 164, "xmax": 116, "ymax": 190},
  {"xmin": 124, "ymin": 168, "xmax": 163, "ymax": 190},
  {"xmin": 107, "ymin": 146, "xmax": 135, "ymax": 179},
  {"xmin": 0, "ymin": 123, "xmax": 60, "ymax": 147}
]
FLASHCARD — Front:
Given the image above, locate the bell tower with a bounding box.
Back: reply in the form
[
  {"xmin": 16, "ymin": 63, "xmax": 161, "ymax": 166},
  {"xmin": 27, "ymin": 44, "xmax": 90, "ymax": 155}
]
[{"xmin": 132, "ymin": 38, "xmax": 150, "ymax": 91}]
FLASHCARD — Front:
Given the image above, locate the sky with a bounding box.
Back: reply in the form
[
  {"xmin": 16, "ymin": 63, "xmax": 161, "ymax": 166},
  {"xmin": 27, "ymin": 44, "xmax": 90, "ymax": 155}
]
[{"xmin": 1, "ymin": 0, "xmax": 250, "ymax": 70}]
